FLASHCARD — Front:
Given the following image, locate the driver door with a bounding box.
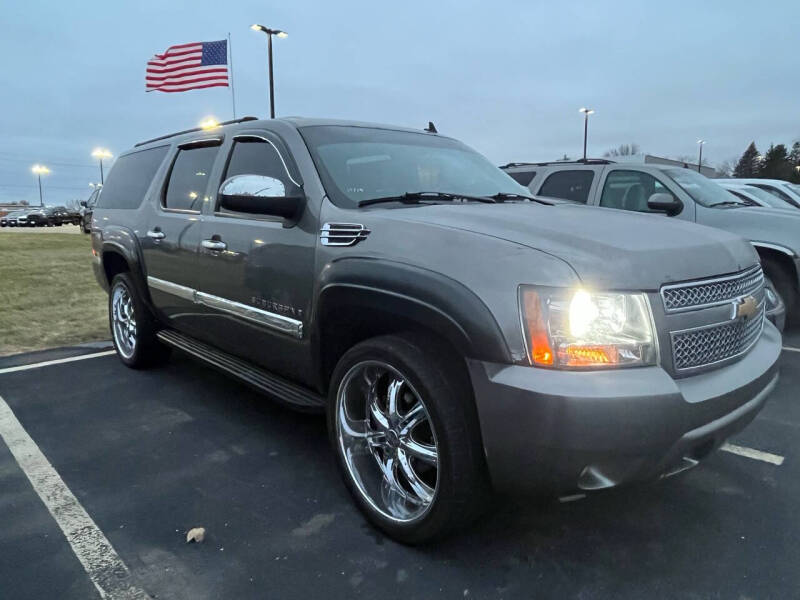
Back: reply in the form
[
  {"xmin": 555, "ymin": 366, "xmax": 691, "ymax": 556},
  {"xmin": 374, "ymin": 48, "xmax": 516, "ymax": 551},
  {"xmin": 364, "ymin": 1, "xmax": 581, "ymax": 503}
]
[{"xmin": 192, "ymin": 132, "xmax": 316, "ymax": 383}]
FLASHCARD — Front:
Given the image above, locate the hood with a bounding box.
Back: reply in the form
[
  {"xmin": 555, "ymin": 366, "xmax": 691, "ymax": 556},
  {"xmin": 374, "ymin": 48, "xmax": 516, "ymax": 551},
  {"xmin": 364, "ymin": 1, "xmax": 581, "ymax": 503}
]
[
  {"xmin": 698, "ymin": 205, "xmax": 800, "ymax": 254},
  {"xmin": 375, "ymin": 203, "xmax": 758, "ymax": 290}
]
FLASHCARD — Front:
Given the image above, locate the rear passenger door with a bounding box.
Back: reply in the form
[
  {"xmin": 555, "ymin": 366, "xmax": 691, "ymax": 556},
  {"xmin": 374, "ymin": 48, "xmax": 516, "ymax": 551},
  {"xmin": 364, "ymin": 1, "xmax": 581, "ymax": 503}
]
[
  {"xmin": 141, "ymin": 139, "xmax": 221, "ymax": 331},
  {"xmin": 533, "ymin": 168, "xmax": 599, "ymax": 204}
]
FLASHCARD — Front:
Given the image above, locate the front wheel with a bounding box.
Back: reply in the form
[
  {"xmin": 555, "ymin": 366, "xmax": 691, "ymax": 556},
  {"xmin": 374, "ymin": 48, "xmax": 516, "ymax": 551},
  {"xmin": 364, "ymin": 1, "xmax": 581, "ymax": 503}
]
[
  {"xmin": 109, "ymin": 273, "xmax": 170, "ymax": 368},
  {"xmin": 328, "ymin": 334, "xmax": 489, "ymax": 544}
]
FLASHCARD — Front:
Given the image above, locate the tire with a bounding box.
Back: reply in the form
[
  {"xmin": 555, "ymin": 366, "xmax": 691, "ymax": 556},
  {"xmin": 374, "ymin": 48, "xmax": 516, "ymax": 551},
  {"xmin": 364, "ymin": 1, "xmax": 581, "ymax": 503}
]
[
  {"xmin": 328, "ymin": 333, "xmax": 489, "ymax": 544},
  {"xmin": 762, "ymin": 259, "xmax": 797, "ymax": 326},
  {"xmin": 109, "ymin": 273, "xmax": 170, "ymax": 368}
]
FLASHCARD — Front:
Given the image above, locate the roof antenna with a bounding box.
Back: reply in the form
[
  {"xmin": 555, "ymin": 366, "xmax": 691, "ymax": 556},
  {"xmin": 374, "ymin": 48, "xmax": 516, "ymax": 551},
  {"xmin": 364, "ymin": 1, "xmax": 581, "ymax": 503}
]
[{"xmin": 425, "ymin": 121, "xmax": 438, "ymax": 133}]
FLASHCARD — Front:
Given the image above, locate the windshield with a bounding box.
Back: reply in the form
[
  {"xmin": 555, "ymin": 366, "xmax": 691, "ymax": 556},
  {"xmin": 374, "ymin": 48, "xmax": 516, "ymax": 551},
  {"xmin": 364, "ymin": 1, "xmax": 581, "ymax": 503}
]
[
  {"xmin": 664, "ymin": 168, "xmax": 742, "ymax": 207},
  {"xmin": 740, "ymin": 185, "xmax": 796, "ymax": 209},
  {"xmin": 299, "ymin": 125, "xmax": 526, "ymax": 208}
]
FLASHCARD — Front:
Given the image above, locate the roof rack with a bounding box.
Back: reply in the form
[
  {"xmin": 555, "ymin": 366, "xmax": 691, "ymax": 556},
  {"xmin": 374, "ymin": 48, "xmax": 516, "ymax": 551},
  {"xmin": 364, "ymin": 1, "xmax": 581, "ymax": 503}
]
[
  {"xmin": 135, "ymin": 116, "xmax": 259, "ymax": 147},
  {"xmin": 501, "ymin": 158, "xmax": 615, "ymax": 168}
]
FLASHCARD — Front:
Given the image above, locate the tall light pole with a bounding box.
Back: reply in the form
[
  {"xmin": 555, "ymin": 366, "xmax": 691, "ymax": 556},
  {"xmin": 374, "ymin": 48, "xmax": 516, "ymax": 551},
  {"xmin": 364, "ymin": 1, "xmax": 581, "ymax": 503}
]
[
  {"xmin": 251, "ymin": 24, "xmax": 288, "ymax": 118},
  {"xmin": 92, "ymin": 148, "xmax": 112, "ymax": 184},
  {"xmin": 579, "ymin": 108, "xmax": 595, "ymax": 161},
  {"xmin": 697, "ymin": 139, "xmax": 706, "ymax": 173},
  {"xmin": 31, "ymin": 164, "xmax": 50, "ymax": 206}
]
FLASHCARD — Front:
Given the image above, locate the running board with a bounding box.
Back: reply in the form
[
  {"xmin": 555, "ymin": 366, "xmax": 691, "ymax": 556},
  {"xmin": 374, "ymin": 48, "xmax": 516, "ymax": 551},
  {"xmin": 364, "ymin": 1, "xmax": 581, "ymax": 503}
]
[{"xmin": 157, "ymin": 329, "xmax": 325, "ymax": 411}]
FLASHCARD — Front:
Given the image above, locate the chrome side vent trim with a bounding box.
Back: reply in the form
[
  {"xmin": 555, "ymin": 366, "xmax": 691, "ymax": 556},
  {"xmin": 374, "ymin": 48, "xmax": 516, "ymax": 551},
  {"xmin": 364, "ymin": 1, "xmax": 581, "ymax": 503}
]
[{"xmin": 320, "ymin": 223, "xmax": 370, "ymax": 246}]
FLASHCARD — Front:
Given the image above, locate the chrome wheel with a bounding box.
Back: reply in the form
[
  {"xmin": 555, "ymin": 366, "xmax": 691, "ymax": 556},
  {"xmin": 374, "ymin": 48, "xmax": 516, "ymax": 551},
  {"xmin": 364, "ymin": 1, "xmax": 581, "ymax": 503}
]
[
  {"xmin": 336, "ymin": 361, "xmax": 439, "ymax": 523},
  {"xmin": 111, "ymin": 283, "xmax": 137, "ymax": 359}
]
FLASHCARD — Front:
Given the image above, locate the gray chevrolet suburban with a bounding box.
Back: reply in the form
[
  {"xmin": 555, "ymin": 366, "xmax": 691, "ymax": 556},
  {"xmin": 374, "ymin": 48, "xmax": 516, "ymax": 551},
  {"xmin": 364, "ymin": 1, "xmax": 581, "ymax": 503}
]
[
  {"xmin": 91, "ymin": 118, "xmax": 780, "ymax": 543},
  {"xmin": 503, "ymin": 160, "xmax": 799, "ymax": 327}
]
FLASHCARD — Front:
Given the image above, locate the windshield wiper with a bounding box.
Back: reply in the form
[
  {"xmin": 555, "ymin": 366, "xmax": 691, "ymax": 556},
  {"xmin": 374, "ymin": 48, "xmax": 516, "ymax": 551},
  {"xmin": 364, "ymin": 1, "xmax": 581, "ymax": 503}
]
[
  {"xmin": 490, "ymin": 192, "xmax": 552, "ymax": 205},
  {"xmin": 358, "ymin": 191, "xmax": 496, "ymax": 208}
]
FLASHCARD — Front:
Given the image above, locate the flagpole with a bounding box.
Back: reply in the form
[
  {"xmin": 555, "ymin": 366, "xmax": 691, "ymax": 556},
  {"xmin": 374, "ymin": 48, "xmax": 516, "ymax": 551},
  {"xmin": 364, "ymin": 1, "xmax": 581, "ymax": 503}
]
[{"xmin": 228, "ymin": 32, "xmax": 237, "ymax": 119}]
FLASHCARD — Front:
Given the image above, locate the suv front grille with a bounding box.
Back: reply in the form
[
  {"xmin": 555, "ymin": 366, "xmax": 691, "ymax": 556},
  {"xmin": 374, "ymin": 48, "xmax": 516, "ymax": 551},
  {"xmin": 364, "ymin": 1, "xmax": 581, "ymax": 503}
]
[
  {"xmin": 661, "ymin": 265, "xmax": 763, "ymax": 312},
  {"xmin": 671, "ymin": 303, "xmax": 765, "ymax": 371}
]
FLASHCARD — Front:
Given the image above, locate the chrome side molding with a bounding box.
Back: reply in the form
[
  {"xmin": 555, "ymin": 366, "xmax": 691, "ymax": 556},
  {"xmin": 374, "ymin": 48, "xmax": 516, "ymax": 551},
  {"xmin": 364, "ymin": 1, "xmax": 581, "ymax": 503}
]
[{"xmin": 146, "ymin": 276, "xmax": 303, "ymax": 339}]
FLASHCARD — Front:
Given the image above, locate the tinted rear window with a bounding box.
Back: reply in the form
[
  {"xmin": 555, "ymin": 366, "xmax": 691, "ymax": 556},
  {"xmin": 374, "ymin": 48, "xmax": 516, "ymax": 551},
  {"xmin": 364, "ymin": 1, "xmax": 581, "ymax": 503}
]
[
  {"xmin": 97, "ymin": 146, "xmax": 169, "ymax": 209},
  {"xmin": 507, "ymin": 170, "xmax": 536, "ymax": 187},
  {"xmin": 538, "ymin": 170, "xmax": 594, "ymax": 203}
]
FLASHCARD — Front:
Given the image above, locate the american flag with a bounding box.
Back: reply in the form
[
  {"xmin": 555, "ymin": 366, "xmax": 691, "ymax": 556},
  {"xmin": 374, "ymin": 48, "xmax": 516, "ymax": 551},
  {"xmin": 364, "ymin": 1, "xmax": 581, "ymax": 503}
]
[{"xmin": 146, "ymin": 40, "xmax": 229, "ymax": 93}]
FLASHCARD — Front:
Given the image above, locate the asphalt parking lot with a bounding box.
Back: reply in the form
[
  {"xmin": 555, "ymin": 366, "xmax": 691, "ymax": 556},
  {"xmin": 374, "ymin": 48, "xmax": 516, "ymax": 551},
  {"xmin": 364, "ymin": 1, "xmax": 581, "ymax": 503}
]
[{"xmin": 1, "ymin": 332, "xmax": 799, "ymax": 600}]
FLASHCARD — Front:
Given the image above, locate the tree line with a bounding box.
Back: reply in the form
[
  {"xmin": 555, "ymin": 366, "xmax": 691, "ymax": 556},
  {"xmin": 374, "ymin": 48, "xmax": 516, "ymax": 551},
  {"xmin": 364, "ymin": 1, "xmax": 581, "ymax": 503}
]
[{"xmin": 729, "ymin": 141, "xmax": 800, "ymax": 182}]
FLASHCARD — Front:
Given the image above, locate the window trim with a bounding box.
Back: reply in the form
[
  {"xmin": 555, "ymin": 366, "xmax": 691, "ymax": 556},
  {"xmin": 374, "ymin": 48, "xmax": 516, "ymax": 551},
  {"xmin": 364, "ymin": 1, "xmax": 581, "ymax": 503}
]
[{"xmin": 160, "ymin": 139, "xmax": 223, "ymax": 214}]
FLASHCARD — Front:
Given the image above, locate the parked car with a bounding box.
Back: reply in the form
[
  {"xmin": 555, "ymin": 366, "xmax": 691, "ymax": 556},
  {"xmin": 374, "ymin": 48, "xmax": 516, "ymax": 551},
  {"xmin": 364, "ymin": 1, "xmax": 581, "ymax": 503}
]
[
  {"xmin": 91, "ymin": 118, "xmax": 780, "ymax": 543},
  {"xmin": 49, "ymin": 205, "xmax": 74, "ymax": 225},
  {"xmin": 0, "ymin": 211, "xmax": 18, "ymax": 227},
  {"xmin": 80, "ymin": 188, "xmax": 100, "ymax": 233},
  {"xmin": 718, "ymin": 182, "xmax": 798, "ymax": 210},
  {"xmin": 12, "ymin": 209, "xmax": 33, "ymax": 227},
  {"xmin": 716, "ymin": 178, "xmax": 800, "ymax": 209},
  {"xmin": 26, "ymin": 207, "xmax": 56, "ymax": 227},
  {"xmin": 503, "ymin": 160, "xmax": 797, "ymax": 327}
]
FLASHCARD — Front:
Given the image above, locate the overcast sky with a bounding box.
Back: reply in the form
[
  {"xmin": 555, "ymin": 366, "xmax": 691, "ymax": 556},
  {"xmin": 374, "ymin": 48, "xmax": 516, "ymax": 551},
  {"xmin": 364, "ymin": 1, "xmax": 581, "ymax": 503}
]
[{"xmin": 2, "ymin": 0, "xmax": 798, "ymax": 205}]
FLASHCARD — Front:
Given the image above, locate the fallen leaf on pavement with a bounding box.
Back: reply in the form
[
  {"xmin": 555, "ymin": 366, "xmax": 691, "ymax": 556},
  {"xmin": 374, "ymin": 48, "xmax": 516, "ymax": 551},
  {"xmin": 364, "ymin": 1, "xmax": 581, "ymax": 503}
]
[{"xmin": 186, "ymin": 527, "xmax": 205, "ymax": 543}]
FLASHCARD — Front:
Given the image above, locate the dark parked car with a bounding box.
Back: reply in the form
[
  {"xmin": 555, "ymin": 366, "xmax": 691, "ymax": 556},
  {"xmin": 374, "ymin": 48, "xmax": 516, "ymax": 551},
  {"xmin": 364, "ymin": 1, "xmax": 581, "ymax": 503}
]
[
  {"xmin": 80, "ymin": 189, "xmax": 100, "ymax": 233},
  {"xmin": 26, "ymin": 207, "xmax": 56, "ymax": 227},
  {"xmin": 49, "ymin": 206, "xmax": 75, "ymax": 225},
  {"xmin": 90, "ymin": 117, "xmax": 780, "ymax": 543}
]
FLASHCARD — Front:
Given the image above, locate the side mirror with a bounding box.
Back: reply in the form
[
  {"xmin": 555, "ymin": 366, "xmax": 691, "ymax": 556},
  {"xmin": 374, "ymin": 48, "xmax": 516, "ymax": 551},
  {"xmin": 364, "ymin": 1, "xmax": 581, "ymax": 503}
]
[
  {"xmin": 647, "ymin": 192, "xmax": 682, "ymax": 216},
  {"xmin": 218, "ymin": 174, "xmax": 303, "ymax": 221},
  {"xmin": 79, "ymin": 200, "xmax": 87, "ymax": 207}
]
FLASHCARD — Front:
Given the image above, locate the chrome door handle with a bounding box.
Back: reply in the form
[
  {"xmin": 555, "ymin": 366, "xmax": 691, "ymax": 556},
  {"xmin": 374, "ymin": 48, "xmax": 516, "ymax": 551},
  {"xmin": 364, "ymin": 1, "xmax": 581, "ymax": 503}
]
[
  {"xmin": 146, "ymin": 230, "xmax": 165, "ymax": 240},
  {"xmin": 201, "ymin": 239, "xmax": 227, "ymax": 251}
]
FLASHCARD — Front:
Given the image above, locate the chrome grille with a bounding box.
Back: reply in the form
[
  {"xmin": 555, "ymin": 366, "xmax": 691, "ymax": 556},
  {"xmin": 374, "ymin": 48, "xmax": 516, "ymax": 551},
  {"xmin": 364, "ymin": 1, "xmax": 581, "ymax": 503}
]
[
  {"xmin": 671, "ymin": 304, "xmax": 765, "ymax": 371},
  {"xmin": 661, "ymin": 265, "xmax": 764, "ymax": 313}
]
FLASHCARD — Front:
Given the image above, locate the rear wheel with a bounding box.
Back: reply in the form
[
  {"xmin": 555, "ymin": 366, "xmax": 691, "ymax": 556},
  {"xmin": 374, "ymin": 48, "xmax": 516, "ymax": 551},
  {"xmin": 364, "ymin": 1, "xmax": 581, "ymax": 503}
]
[
  {"xmin": 109, "ymin": 273, "xmax": 170, "ymax": 368},
  {"xmin": 328, "ymin": 333, "xmax": 489, "ymax": 544}
]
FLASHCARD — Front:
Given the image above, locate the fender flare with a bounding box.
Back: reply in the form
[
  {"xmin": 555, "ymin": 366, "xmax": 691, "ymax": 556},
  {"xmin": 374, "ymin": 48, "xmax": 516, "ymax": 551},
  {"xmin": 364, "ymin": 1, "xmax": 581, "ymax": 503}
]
[
  {"xmin": 312, "ymin": 257, "xmax": 512, "ymax": 365},
  {"xmin": 100, "ymin": 227, "xmax": 152, "ymax": 308},
  {"xmin": 751, "ymin": 241, "xmax": 797, "ymax": 258}
]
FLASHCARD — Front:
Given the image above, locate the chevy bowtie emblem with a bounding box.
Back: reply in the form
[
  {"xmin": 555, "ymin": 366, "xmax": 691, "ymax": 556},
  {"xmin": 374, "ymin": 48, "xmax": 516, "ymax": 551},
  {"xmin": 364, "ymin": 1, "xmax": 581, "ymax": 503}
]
[{"xmin": 735, "ymin": 295, "xmax": 758, "ymax": 320}]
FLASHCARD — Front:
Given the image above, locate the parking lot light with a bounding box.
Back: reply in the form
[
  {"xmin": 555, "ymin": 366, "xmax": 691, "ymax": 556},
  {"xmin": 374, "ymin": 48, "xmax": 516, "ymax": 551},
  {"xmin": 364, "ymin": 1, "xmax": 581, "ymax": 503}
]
[
  {"xmin": 579, "ymin": 108, "xmax": 595, "ymax": 161},
  {"xmin": 251, "ymin": 24, "xmax": 288, "ymax": 118},
  {"xmin": 31, "ymin": 164, "xmax": 50, "ymax": 206},
  {"xmin": 91, "ymin": 148, "xmax": 112, "ymax": 184}
]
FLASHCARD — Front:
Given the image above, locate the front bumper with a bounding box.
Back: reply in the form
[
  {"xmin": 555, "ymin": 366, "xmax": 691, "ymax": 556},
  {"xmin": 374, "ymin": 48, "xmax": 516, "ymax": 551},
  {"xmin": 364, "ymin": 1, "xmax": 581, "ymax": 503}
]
[{"xmin": 467, "ymin": 321, "xmax": 782, "ymax": 494}]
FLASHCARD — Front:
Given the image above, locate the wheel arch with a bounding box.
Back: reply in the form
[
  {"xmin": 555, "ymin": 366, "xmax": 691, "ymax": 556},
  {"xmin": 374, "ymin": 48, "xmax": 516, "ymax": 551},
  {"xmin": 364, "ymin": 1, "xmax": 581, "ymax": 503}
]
[
  {"xmin": 753, "ymin": 243, "xmax": 799, "ymax": 289},
  {"xmin": 311, "ymin": 258, "xmax": 511, "ymax": 394},
  {"xmin": 100, "ymin": 231, "xmax": 151, "ymax": 309}
]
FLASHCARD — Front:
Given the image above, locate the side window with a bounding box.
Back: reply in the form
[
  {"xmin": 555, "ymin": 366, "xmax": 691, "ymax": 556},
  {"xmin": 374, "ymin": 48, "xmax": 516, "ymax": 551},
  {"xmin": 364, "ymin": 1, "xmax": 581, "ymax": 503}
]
[
  {"xmin": 538, "ymin": 170, "xmax": 594, "ymax": 203},
  {"xmin": 600, "ymin": 170, "xmax": 673, "ymax": 212},
  {"xmin": 164, "ymin": 145, "xmax": 220, "ymax": 211},
  {"xmin": 96, "ymin": 146, "xmax": 168, "ymax": 209},
  {"xmin": 507, "ymin": 170, "xmax": 536, "ymax": 187}
]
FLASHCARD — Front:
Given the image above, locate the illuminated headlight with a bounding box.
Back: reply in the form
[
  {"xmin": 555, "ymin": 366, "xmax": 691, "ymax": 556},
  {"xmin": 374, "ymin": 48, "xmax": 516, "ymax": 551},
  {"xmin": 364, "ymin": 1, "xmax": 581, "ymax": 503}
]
[{"xmin": 519, "ymin": 286, "xmax": 658, "ymax": 369}]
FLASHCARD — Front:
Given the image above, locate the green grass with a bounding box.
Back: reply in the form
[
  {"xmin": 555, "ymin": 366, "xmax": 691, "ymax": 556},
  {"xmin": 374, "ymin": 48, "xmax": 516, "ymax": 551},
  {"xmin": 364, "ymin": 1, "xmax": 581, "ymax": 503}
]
[{"xmin": 0, "ymin": 233, "xmax": 108, "ymax": 355}]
